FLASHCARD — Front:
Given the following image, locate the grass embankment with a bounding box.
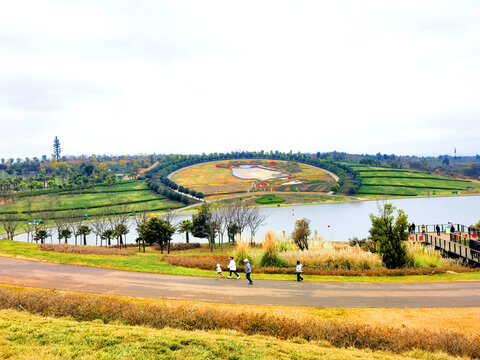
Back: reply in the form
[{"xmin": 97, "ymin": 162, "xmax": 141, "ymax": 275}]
[
  {"xmin": 4, "ymin": 310, "xmax": 424, "ymax": 360},
  {"xmin": 0, "ymin": 181, "xmax": 183, "ymax": 220},
  {"xmin": 347, "ymin": 164, "xmax": 480, "ymax": 197},
  {"xmin": 0, "ymin": 285, "xmax": 478, "ymax": 359},
  {"xmin": 210, "ymin": 193, "xmax": 358, "ymax": 206},
  {"xmin": 1, "ymin": 240, "xmax": 480, "ymax": 282}
]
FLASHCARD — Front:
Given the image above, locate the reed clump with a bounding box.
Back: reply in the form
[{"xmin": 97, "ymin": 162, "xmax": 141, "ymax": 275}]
[
  {"xmin": 405, "ymin": 242, "xmax": 452, "ymax": 268},
  {"xmin": 260, "ymin": 231, "xmax": 287, "ymax": 268},
  {"xmin": 0, "ymin": 286, "xmax": 478, "ymax": 358},
  {"xmin": 282, "ymin": 241, "xmax": 383, "ymax": 270}
]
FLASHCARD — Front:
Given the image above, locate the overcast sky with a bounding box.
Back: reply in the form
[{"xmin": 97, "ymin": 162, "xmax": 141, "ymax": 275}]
[{"xmin": 1, "ymin": 1, "xmax": 479, "ymax": 159}]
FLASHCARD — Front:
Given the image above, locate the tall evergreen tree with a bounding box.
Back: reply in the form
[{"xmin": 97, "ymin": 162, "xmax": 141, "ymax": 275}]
[
  {"xmin": 369, "ymin": 202, "xmax": 408, "ymax": 269},
  {"xmin": 53, "ymin": 136, "xmax": 61, "ymax": 161}
]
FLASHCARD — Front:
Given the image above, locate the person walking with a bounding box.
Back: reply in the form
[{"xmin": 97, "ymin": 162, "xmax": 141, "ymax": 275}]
[
  {"xmin": 244, "ymin": 259, "xmax": 253, "ymax": 285},
  {"xmin": 411, "ymin": 222, "xmax": 416, "ymax": 234},
  {"xmin": 435, "ymin": 225, "xmax": 441, "ymax": 236},
  {"xmin": 296, "ymin": 260, "xmax": 304, "ymax": 282},
  {"xmin": 216, "ymin": 263, "xmax": 226, "ymax": 279},
  {"xmin": 421, "ymin": 224, "xmax": 426, "ymax": 235},
  {"xmin": 227, "ymin": 256, "xmax": 240, "ymax": 279}
]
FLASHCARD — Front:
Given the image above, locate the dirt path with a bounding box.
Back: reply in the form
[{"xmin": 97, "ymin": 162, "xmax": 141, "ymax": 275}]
[{"xmin": 1, "ymin": 257, "xmax": 479, "ymax": 308}]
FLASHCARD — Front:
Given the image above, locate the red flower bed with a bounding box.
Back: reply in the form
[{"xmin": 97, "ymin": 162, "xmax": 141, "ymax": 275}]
[
  {"xmin": 256, "ymin": 182, "xmax": 269, "ymax": 188},
  {"xmin": 268, "ymin": 161, "xmax": 277, "ymax": 166},
  {"xmin": 215, "ymin": 163, "xmax": 232, "ymax": 168}
]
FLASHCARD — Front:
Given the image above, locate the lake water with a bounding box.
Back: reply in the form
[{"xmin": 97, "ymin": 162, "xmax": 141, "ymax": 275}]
[{"xmin": 9, "ymin": 196, "xmax": 480, "ymax": 245}]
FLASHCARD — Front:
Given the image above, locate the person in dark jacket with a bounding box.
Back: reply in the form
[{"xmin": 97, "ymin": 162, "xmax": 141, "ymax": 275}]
[
  {"xmin": 411, "ymin": 222, "xmax": 416, "ymax": 234},
  {"xmin": 435, "ymin": 225, "xmax": 441, "ymax": 236},
  {"xmin": 244, "ymin": 259, "xmax": 253, "ymax": 285}
]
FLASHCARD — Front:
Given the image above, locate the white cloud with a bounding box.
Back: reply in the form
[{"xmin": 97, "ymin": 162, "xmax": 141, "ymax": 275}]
[{"xmin": 1, "ymin": 0, "xmax": 480, "ymax": 158}]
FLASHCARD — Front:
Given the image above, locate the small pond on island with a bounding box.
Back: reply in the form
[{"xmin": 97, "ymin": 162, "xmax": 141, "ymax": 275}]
[{"xmin": 8, "ymin": 196, "xmax": 480, "ymax": 245}]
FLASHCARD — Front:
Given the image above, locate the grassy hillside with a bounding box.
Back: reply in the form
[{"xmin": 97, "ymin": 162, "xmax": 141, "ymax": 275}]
[
  {"xmin": 0, "ymin": 181, "xmax": 183, "ymax": 220},
  {"xmin": 0, "ymin": 308, "xmax": 455, "ymax": 360},
  {"xmin": 348, "ymin": 165, "xmax": 480, "ymax": 196}
]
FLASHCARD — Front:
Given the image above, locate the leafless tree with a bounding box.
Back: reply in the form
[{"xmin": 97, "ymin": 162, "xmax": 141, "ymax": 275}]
[
  {"xmin": 231, "ymin": 202, "xmax": 249, "ymax": 240},
  {"xmin": 162, "ymin": 208, "xmax": 179, "ymax": 227},
  {"xmin": 246, "ymin": 206, "xmax": 268, "ymax": 246},
  {"xmin": 162, "ymin": 208, "xmax": 179, "ymax": 253},
  {"xmin": 212, "ymin": 206, "xmax": 227, "ymax": 251},
  {"xmin": 133, "ymin": 205, "xmax": 151, "ymax": 252},
  {"xmin": 23, "ymin": 222, "xmax": 34, "ymax": 243},
  {"xmin": 0, "ymin": 212, "xmax": 20, "ymax": 240},
  {"xmin": 90, "ymin": 209, "xmax": 109, "ymax": 246},
  {"xmin": 109, "ymin": 205, "xmax": 130, "ymax": 247},
  {"xmin": 54, "ymin": 211, "xmax": 68, "ymax": 244}
]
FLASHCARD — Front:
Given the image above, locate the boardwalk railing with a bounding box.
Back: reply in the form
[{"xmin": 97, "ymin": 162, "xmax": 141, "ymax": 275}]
[{"xmin": 410, "ymin": 231, "xmax": 480, "ymax": 266}]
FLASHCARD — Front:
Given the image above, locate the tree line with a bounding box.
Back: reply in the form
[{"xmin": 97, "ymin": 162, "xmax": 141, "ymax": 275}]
[
  {"xmin": 0, "ymin": 205, "xmax": 133, "ymax": 247},
  {"xmin": 142, "ymin": 151, "xmax": 361, "ymax": 195}
]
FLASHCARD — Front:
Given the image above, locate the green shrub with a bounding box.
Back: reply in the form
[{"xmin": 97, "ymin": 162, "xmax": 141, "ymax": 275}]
[
  {"xmin": 260, "ymin": 251, "xmax": 287, "ymax": 267},
  {"xmin": 255, "ymin": 195, "xmax": 285, "ymax": 205},
  {"xmin": 276, "ymin": 239, "xmax": 295, "ymax": 252},
  {"xmin": 260, "ymin": 230, "xmax": 287, "ymax": 267}
]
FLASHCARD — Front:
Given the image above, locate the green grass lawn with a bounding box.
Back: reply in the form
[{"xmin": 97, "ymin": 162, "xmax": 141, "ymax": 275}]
[
  {"xmin": 255, "ymin": 194, "xmax": 285, "ymax": 204},
  {"xmin": 361, "ymin": 177, "xmax": 478, "ymax": 189},
  {"xmin": 1, "ymin": 240, "xmax": 479, "ymax": 282},
  {"xmin": 345, "ymin": 164, "xmax": 480, "ymax": 196}
]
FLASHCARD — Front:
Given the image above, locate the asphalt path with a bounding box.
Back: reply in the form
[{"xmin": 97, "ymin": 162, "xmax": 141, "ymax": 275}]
[{"xmin": 1, "ymin": 256, "xmax": 479, "ymax": 308}]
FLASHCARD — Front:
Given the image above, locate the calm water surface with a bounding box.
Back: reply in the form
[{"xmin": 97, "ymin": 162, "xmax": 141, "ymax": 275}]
[{"xmin": 10, "ymin": 196, "xmax": 480, "ymax": 245}]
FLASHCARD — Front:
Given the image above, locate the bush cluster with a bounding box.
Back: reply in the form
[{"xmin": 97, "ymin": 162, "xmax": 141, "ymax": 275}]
[{"xmin": 0, "ymin": 287, "xmax": 478, "ymax": 358}]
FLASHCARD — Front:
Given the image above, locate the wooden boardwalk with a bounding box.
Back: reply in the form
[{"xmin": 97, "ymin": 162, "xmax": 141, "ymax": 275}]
[{"xmin": 410, "ymin": 227, "xmax": 480, "ymax": 266}]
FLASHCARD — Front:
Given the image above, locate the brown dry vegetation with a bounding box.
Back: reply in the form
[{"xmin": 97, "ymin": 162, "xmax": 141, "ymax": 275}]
[
  {"xmin": 0, "ymin": 286, "xmax": 478, "ymax": 358},
  {"xmin": 162, "ymin": 254, "xmax": 473, "ymax": 276},
  {"xmin": 153, "ymin": 243, "xmax": 201, "ymax": 251},
  {"xmin": 38, "ymin": 244, "xmax": 133, "ymax": 256}
]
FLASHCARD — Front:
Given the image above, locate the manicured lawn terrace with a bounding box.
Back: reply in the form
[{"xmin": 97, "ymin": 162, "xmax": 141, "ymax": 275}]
[
  {"xmin": 1, "ymin": 240, "xmax": 479, "ymax": 282},
  {"xmin": 171, "ymin": 159, "xmax": 335, "ymax": 196},
  {"xmin": 346, "ymin": 164, "xmax": 480, "ymax": 196},
  {"xmin": 0, "ymin": 181, "xmax": 183, "ymax": 220}
]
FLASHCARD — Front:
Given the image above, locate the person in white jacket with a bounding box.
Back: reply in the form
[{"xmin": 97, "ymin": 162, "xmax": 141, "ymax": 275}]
[
  {"xmin": 216, "ymin": 263, "xmax": 226, "ymax": 279},
  {"xmin": 296, "ymin": 260, "xmax": 304, "ymax": 282},
  {"xmin": 227, "ymin": 257, "xmax": 240, "ymax": 279}
]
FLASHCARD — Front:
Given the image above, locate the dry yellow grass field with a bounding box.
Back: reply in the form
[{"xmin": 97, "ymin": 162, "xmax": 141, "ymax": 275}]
[{"xmin": 0, "ymin": 285, "xmax": 477, "ymax": 359}]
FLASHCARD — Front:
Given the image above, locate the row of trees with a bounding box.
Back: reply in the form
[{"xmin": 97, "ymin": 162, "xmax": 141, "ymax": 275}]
[
  {"xmin": 0, "ymin": 205, "xmax": 136, "ymax": 247},
  {"xmin": 143, "ymin": 151, "xmax": 360, "ymax": 195},
  {"xmin": 145, "ymin": 179, "xmax": 195, "ymax": 205},
  {"xmin": 135, "ymin": 202, "xmax": 268, "ymax": 253}
]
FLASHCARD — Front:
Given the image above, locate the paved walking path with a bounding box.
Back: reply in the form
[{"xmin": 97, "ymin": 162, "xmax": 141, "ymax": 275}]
[{"xmin": 1, "ymin": 256, "xmax": 479, "ymax": 308}]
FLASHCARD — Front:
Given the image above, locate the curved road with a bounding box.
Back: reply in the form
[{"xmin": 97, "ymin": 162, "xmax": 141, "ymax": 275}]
[{"xmin": 1, "ymin": 256, "xmax": 479, "ymax": 308}]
